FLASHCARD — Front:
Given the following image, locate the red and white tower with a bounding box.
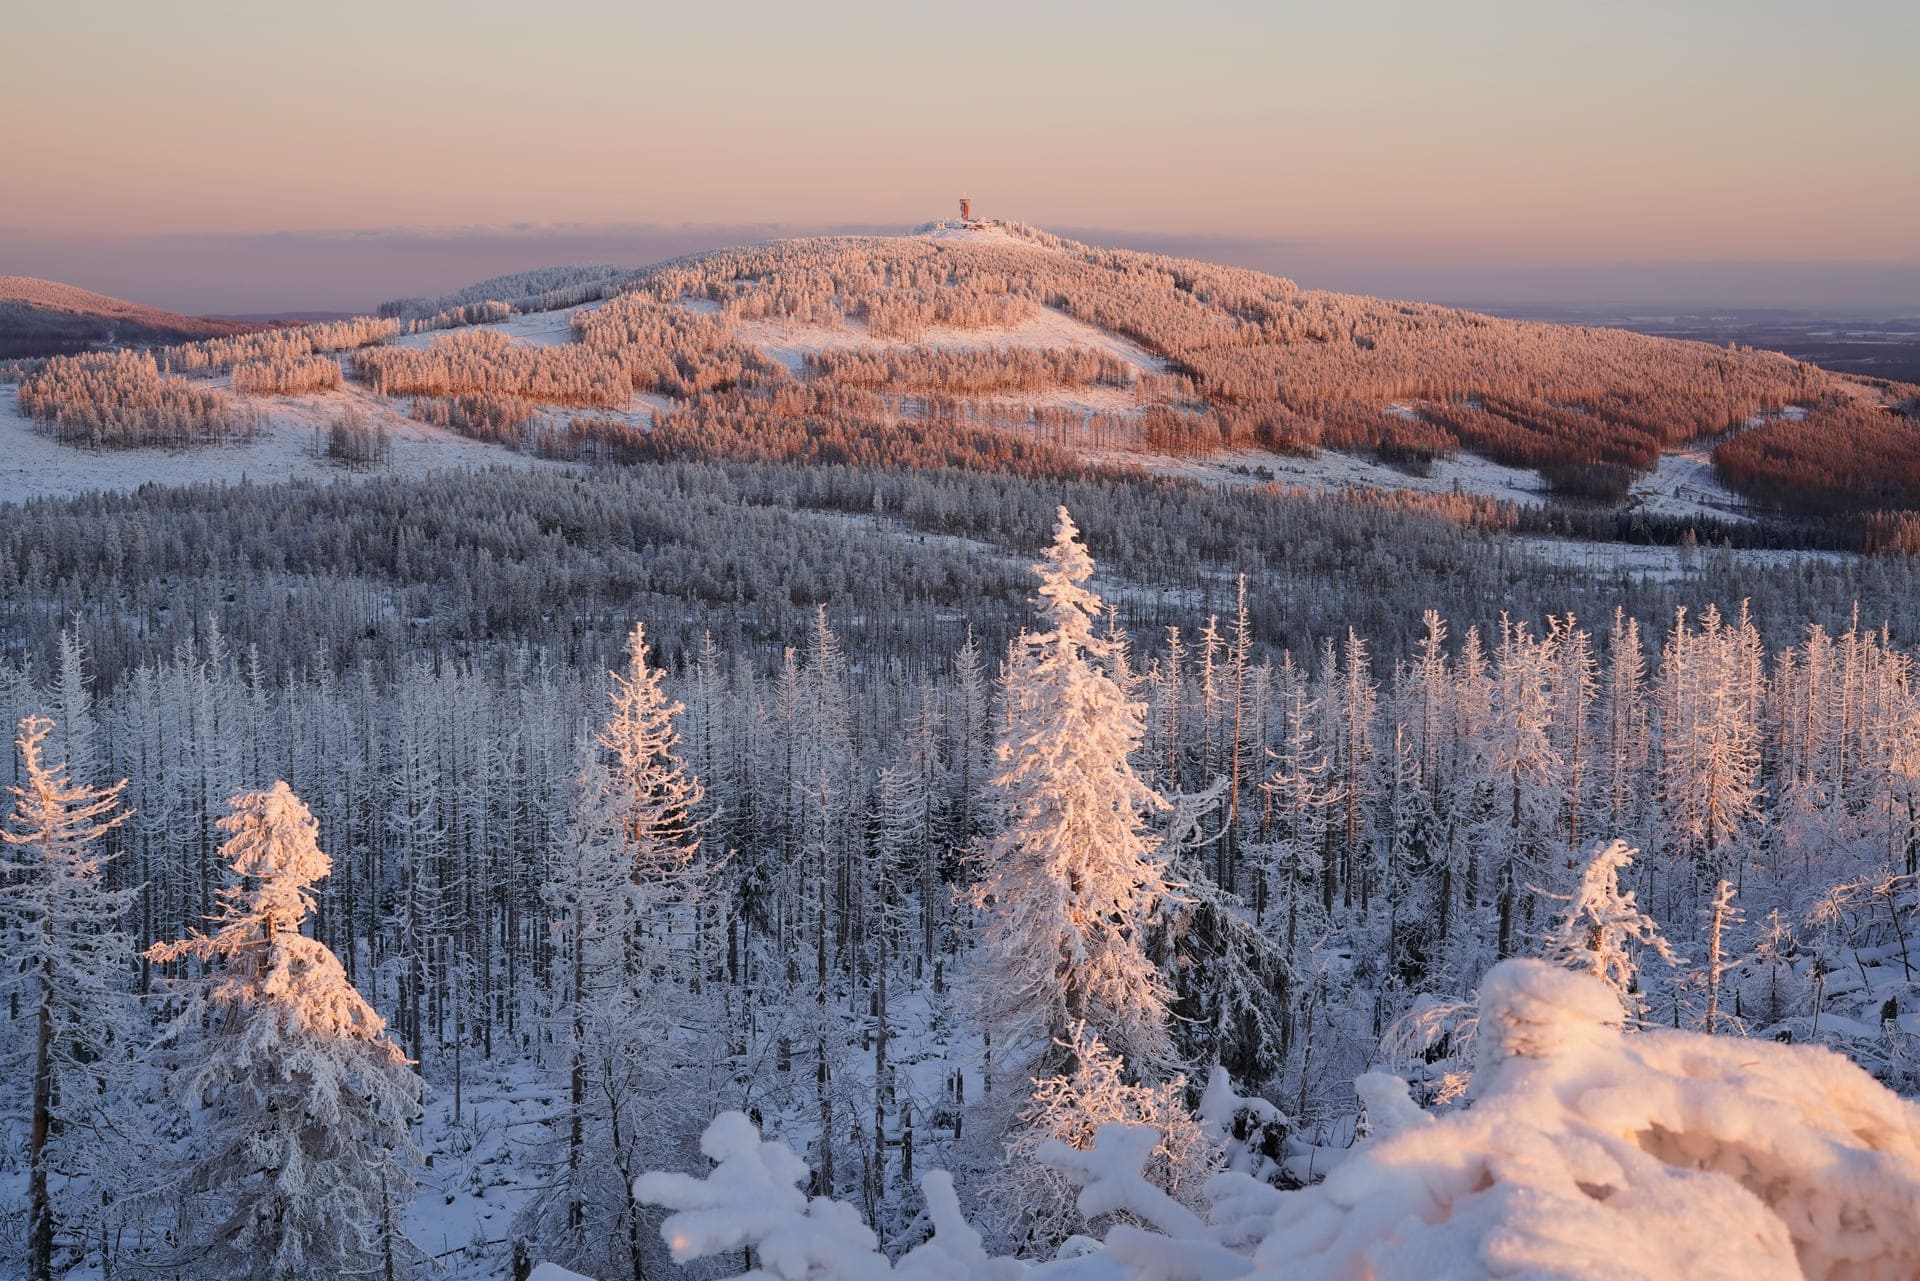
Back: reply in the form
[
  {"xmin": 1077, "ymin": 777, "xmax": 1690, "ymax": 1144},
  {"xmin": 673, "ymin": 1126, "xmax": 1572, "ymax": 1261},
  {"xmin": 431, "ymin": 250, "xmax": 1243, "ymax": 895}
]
[{"xmin": 959, "ymin": 194, "xmax": 973, "ymax": 223}]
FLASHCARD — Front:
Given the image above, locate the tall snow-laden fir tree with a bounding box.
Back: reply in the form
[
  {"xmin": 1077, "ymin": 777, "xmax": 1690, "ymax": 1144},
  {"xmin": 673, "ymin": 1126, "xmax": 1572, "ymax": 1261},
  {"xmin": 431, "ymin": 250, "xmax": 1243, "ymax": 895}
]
[
  {"xmin": 144, "ymin": 782, "xmax": 424, "ymax": 1281},
  {"xmin": 1, "ymin": 715, "xmax": 136, "ymax": 1281},
  {"xmin": 597, "ymin": 621, "xmax": 708, "ymax": 982},
  {"xmin": 974, "ymin": 507, "xmax": 1173, "ymax": 1079},
  {"xmin": 519, "ymin": 621, "xmax": 714, "ymax": 1281},
  {"xmin": 1485, "ymin": 617, "xmax": 1564, "ymax": 957},
  {"xmin": 599, "ymin": 622, "xmax": 707, "ymax": 895},
  {"xmin": 1658, "ymin": 604, "xmax": 1763, "ymax": 894}
]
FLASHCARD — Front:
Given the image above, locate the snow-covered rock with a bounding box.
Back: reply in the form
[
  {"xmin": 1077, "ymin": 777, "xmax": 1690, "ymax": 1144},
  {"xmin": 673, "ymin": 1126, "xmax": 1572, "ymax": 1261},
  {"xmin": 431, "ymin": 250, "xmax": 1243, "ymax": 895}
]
[
  {"xmin": 1265, "ymin": 958, "xmax": 1920, "ymax": 1280},
  {"xmin": 526, "ymin": 1264, "xmax": 595, "ymax": 1281}
]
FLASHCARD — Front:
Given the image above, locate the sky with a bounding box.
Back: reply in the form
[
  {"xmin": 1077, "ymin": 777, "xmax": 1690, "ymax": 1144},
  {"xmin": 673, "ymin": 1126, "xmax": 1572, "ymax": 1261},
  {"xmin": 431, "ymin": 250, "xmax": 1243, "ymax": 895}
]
[{"xmin": 4, "ymin": 0, "xmax": 1916, "ymax": 313}]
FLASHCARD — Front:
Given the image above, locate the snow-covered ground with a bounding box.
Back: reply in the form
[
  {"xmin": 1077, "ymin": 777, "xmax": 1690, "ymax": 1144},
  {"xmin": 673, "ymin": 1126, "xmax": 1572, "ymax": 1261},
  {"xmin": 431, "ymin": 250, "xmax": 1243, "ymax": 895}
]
[
  {"xmin": 640, "ymin": 959, "xmax": 1920, "ymax": 1281},
  {"xmin": 406, "ymin": 1056, "xmax": 559, "ymax": 1279},
  {"xmin": 917, "ymin": 221, "xmax": 1060, "ymax": 252},
  {"xmin": 707, "ymin": 302, "xmax": 1170, "ymax": 379},
  {"xmin": 1118, "ymin": 442, "xmax": 1551, "ymax": 507},
  {"xmin": 0, "ymin": 384, "xmax": 545, "ymax": 504},
  {"xmin": 1094, "ymin": 443, "xmax": 1864, "ymax": 576},
  {"xmin": 1629, "ymin": 440, "xmax": 1752, "ymax": 523},
  {"xmin": 390, "ymin": 302, "xmax": 600, "ymax": 351},
  {"xmin": 1624, "ymin": 408, "xmax": 1811, "ymax": 525},
  {"xmin": 402, "ymin": 965, "xmax": 993, "ymax": 1281}
]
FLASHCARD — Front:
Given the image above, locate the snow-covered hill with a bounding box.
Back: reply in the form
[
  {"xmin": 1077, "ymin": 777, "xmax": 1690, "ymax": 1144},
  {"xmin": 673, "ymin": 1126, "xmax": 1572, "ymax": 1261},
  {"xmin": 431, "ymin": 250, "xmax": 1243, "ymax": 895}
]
[
  {"xmin": 0, "ymin": 275, "xmax": 262, "ymax": 360},
  {"xmin": 6, "ymin": 222, "xmax": 1910, "ymax": 548}
]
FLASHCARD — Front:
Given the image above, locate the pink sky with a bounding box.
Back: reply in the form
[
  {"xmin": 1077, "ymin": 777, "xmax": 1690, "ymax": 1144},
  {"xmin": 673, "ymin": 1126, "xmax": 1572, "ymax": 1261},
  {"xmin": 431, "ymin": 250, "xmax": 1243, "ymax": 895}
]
[{"xmin": 6, "ymin": 0, "xmax": 1915, "ymax": 312}]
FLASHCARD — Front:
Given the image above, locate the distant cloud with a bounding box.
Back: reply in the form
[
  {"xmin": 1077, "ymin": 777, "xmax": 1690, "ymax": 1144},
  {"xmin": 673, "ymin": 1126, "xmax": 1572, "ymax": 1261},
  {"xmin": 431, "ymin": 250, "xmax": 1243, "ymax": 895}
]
[
  {"xmin": 1061, "ymin": 228, "xmax": 1920, "ymax": 315},
  {"xmin": 151, "ymin": 220, "xmax": 915, "ymax": 248},
  {"xmin": 0, "ymin": 222, "xmax": 902, "ymax": 313},
  {"xmin": 2, "ymin": 222, "xmax": 1914, "ymax": 317}
]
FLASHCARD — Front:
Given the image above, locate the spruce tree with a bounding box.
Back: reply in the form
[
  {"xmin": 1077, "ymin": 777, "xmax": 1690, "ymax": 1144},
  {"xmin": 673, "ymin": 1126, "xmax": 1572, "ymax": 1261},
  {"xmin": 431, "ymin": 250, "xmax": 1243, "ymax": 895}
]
[
  {"xmin": 145, "ymin": 782, "xmax": 423, "ymax": 1281},
  {"xmin": 519, "ymin": 623, "xmax": 712, "ymax": 1281},
  {"xmin": 1541, "ymin": 839, "xmax": 1679, "ymax": 1015},
  {"xmin": 975, "ymin": 507, "xmax": 1173, "ymax": 1079},
  {"xmin": 1, "ymin": 715, "xmax": 135, "ymax": 1281}
]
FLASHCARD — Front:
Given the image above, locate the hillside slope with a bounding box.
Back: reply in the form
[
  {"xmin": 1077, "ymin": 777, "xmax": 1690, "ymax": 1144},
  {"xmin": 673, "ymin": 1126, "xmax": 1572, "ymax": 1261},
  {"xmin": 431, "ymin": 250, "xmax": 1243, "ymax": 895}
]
[
  {"xmin": 599, "ymin": 220, "xmax": 1920, "ymax": 518},
  {"xmin": 6, "ymin": 224, "xmax": 1916, "ymax": 527},
  {"xmin": 0, "ymin": 275, "xmax": 260, "ymax": 359}
]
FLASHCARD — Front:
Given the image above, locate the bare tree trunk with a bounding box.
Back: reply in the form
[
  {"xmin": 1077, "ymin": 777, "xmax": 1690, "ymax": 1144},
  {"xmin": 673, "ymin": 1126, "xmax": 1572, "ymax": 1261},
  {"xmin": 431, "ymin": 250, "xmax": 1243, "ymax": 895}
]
[
  {"xmin": 872, "ymin": 931, "xmax": 888, "ymax": 1204},
  {"xmin": 568, "ymin": 918, "xmax": 585, "ymax": 1231},
  {"xmin": 29, "ymin": 953, "xmax": 55, "ymax": 1281},
  {"xmin": 604, "ymin": 1070, "xmax": 649, "ymax": 1281}
]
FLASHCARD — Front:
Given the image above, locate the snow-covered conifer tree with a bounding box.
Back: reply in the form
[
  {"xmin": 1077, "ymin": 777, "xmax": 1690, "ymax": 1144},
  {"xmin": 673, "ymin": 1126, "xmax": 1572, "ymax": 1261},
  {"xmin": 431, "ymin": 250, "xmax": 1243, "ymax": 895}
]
[
  {"xmin": 1156, "ymin": 781, "xmax": 1293, "ymax": 1084},
  {"xmin": 974, "ymin": 507, "xmax": 1173, "ymax": 1077},
  {"xmin": 1255, "ymin": 655, "xmax": 1332, "ymax": 955},
  {"xmin": 597, "ymin": 621, "xmax": 707, "ymax": 973},
  {"xmin": 1658, "ymin": 605, "xmax": 1762, "ymax": 891},
  {"xmin": 600, "ymin": 623, "xmax": 706, "ymax": 888},
  {"xmin": 947, "ymin": 626, "xmax": 994, "ymax": 855},
  {"xmin": 1, "ymin": 715, "xmax": 135, "ymax": 1281},
  {"xmin": 540, "ymin": 741, "xmax": 640, "ymax": 1226},
  {"xmin": 1540, "ymin": 839, "xmax": 1678, "ymax": 1014},
  {"xmin": 1547, "ymin": 614, "xmax": 1597, "ymax": 858},
  {"xmin": 1602, "ymin": 607, "xmax": 1650, "ymax": 839},
  {"xmin": 1334, "ymin": 629, "xmax": 1378, "ymax": 910},
  {"xmin": 144, "ymin": 782, "xmax": 423, "ymax": 1281},
  {"xmin": 522, "ymin": 739, "xmax": 692, "ymax": 1280},
  {"xmin": 521, "ymin": 624, "xmax": 714, "ymax": 1279},
  {"xmin": 1484, "ymin": 617, "xmax": 1563, "ymax": 956}
]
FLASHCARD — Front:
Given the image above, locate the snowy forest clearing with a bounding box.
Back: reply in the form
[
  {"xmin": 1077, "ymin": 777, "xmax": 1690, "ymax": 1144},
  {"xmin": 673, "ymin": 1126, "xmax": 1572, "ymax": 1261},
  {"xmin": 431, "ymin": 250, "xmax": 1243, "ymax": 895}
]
[
  {"xmin": 713, "ymin": 300, "xmax": 1171, "ymax": 381},
  {"xmin": 1631, "ymin": 438, "xmax": 1759, "ymax": 523},
  {"xmin": 1116, "ymin": 434, "xmax": 1777, "ymax": 537},
  {"xmin": 1118, "ymin": 439, "xmax": 1551, "ymax": 504},
  {"xmin": 1510, "ymin": 531, "xmax": 1852, "ymax": 579},
  {"xmin": 390, "ymin": 303, "xmax": 599, "ymax": 351},
  {"xmin": 0, "ymin": 382, "xmax": 544, "ymax": 499},
  {"xmin": 404, "ymin": 1058, "xmax": 556, "ymax": 1272}
]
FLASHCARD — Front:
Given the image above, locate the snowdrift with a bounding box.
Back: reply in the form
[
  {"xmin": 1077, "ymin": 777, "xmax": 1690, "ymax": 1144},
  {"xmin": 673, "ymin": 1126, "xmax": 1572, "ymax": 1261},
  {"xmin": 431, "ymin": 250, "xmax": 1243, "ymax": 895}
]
[{"xmin": 639, "ymin": 959, "xmax": 1920, "ymax": 1281}]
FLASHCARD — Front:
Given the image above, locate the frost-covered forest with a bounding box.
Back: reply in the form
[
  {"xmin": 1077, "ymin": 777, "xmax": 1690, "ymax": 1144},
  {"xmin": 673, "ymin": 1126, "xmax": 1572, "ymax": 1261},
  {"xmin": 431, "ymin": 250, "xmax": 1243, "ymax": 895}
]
[
  {"xmin": 3, "ymin": 478, "xmax": 1920, "ymax": 1278},
  {"xmin": 3, "ymin": 224, "xmax": 1920, "ymax": 1280}
]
